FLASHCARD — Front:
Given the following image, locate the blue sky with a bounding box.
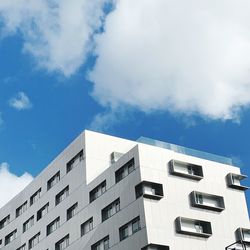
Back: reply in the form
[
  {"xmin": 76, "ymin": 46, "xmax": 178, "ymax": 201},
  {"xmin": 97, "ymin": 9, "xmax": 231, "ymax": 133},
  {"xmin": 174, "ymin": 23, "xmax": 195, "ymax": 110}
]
[{"xmin": 0, "ymin": 0, "xmax": 250, "ymax": 212}]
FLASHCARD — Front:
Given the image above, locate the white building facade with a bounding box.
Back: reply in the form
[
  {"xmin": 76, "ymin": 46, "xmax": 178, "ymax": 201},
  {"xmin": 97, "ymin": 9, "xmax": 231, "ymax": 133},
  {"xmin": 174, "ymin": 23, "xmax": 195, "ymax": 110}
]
[{"xmin": 0, "ymin": 130, "xmax": 249, "ymax": 250}]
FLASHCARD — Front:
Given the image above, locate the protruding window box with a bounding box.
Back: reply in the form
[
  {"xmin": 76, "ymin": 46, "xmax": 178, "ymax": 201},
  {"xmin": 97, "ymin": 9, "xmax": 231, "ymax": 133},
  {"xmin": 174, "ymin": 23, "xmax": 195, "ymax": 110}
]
[
  {"xmin": 190, "ymin": 191, "xmax": 225, "ymax": 212},
  {"xmin": 141, "ymin": 244, "xmax": 170, "ymax": 250},
  {"xmin": 135, "ymin": 181, "xmax": 164, "ymax": 200},
  {"xmin": 236, "ymin": 228, "xmax": 250, "ymax": 243},
  {"xmin": 226, "ymin": 173, "xmax": 249, "ymax": 191},
  {"xmin": 169, "ymin": 160, "xmax": 203, "ymax": 180},
  {"xmin": 175, "ymin": 217, "xmax": 212, "ymax": 238}
]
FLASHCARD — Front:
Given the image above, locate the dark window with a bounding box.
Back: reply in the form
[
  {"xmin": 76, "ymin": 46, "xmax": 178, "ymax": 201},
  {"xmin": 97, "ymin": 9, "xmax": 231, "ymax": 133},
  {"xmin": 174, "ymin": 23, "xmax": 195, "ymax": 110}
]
[
  {"xmin": 89, "ymin": 180, "xmax": 106, "ymax": 203},
  {"xmin": 5, "ymin": 229, "xmax": 17, "ymax": 245},
  {"xmin": 30, "ymin": 188, "xmax": 41, "ymax": 206},
  {"xmin": 55, "ymin": 234, "xmax": 69, "ymax": 250},
  {"xmin": 91, "ymin": 236, "xmax": 109, "ymax": 250},
  {"xmin": 81, "ymin": 217, "xmax": 93, "ymax": 236},
  {"xmin": 37, "ymin": 203, "xmax": 49, "ymax": 221},
  {"xmin": 67, "ymin": 203, "xmax": 78, "ymax": 220},
  {"xmin": 23, "ymin": 216, "xmax": 34, "ymax": 232},
  {"xmin": 119, "ymin": 216, "xmax": 141, "ymax": 241},
  {"xmin": 47, "ymin": 171, "xmax": 60, "ymax": 190},
  {"xmin": 28, "ymin": 232, "xmax": 40, "ymax": 249},
  {"xmin": 55, "ymin": 186, "xmax": 69, "ymax": 205},
  {"xmin": 47, "ymin": 217, "xmax": 60, "ymax": 236},
  {"xmin": 102, "ymin": 198, "xmax": 120, "ymax": 222},
  {"xmin": 115, "ymin": 158, "xmax": 135, "ymax": 183},
  {"xmin": 66, "ymin": 150, "xmax": 84, "ymax": 173},
  {"xmin": 16, "ymin": 244, "xmax": 26, "ymax": 250},
  {"xmin": 0, "ymin": 215, "xmax": 10, "ymax": 229},
  {"xmin": 16, "ymin": 201, "xmax": 28, "ymax": 217},
  {"xmin": 135, "ymin": 181, "xmax": 164, "ymax": 200}
]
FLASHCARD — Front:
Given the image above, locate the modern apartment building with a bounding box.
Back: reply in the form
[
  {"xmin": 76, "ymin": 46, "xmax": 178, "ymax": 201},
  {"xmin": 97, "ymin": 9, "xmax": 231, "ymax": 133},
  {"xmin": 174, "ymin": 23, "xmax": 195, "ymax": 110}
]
[{"xmin": 0, "ymin": 130, "xmax": 249, "ymax": 250}]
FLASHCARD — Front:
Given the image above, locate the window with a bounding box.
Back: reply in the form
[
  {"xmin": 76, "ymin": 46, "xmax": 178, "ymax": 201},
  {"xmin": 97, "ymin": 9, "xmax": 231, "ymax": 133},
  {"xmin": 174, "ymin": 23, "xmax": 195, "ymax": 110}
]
[
  {"xmin": 102, "ymin": 198, "xmax": 120, "ymax": 222},
  {"xmin": 28, "ymin": 232, "xmax": 40, "ymax": 249},
  {"xmin": 236, "ymin": 228, "xmax": 250, "ymax": 243},
  {"xmin": 47, "ymin": 217, "xmax": 60, "ymax": 236},
  {"xmin": 190, "ymin": 191, "xmax": 225, "ymax": 212},
  {"xmin": 37, "ymin": 203, "xmax": 49, "ymax": 221},
  {"xmin": 141, "ymin": 244, "xmax": 170, "ymax": 250},
  {"xmin": 5, "ymin": 229, "xmax": 17, "ymax": 245},
  {"xmin": 115, "ymin": 158, "xmax": 135, "ymax": 183},
  {"xmin": 47, "ymin": 171, "xmax": 60, "ymax": 190},
  {"xmin": 89, "ymin": 181, "xmax": 106, "ymax": 203},
  {"xmin": 0, "ymin": 214, "xmax": 10, "ymax": 229},
  {"xmin": 16, "ymin": 244, "xmax": 26, "ymax": 250},
  {"xmin": 135, "ymin": 181, "xmax": 164, "ymax": 200},
  {"xmin": 55, "ymin": 186, "xmax": 69, "ymax": 205},
  {"xmin": 81, "ymin": 217, "xmax": 93, "ymax": 236},
  {"xmin": 55, "ymin": 234, "xmax": 69, "ymax": 250},
  {"xmin": 91, "ymin": 236, "xmax": 109, "ymax": 250},
  {"xmin": 30, "ymin": 188, "xmax": 41, "ymax": 206},
  {"xmin": 169, "ymin": 159, "xmax": 203, "ymax": 180},
  {"xmin": 175, "ymin": 217, "xmax": 212, "ymax": 238},
  {"xmin": 23, "ymin": 216, "xmax": 34, "ymax": 232},
  {"xmin": 67, "ymin": 203, "xmax": 78, "ymax": 220},
  {"xmin": 16, "ymin": 201, "xmax": 28, "ymax": 217},
  {"xmin": 226, "ymin": 173, "xmax": 249, "ymax": 191},
  {"xmin": 66, "ymin": 150, "xmax": 84, "ymax": 173},
  {"xmin": 119, "ymin": 216, "xmax": 141, "ymax": 241}
]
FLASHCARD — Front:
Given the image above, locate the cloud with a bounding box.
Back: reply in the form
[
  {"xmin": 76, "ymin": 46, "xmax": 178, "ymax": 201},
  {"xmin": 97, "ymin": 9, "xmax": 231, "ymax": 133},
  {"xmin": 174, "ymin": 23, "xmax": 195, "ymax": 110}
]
[
  {"xmin": 0, "ymin": 162, "xmax": 33, "ymax": 208},
  {"xmin": 0, "ymin": 0, "xmax": 107, "ymax": 76},
  {"xmin": 90, "ymin": 0, "xmax": 250, "ymax": 120},
  {"xmin": 9, "ymin": 91, "xmax": 32, "ymax": 110}
]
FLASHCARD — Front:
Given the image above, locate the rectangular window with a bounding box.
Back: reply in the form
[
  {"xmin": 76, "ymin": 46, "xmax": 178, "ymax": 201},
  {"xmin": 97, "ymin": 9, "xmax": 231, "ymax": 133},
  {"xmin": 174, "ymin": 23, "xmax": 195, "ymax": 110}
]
[
  {"xmin": 30, "ymin": 188, "xmax": 41, "ymax": 206},
  {"xmin": 28, "ymin": 232, "xmax": 40, "ymax": 249},
  {"xmin": 47, "ymin": 171, "xmax": 60, "ymax": 190},
  {"xmin": 236, "ymin": 228, "xmax": 250, "ymax": 243},
  {"xmin": 119, "ymin": 216, "xmax": 141, "ymax": 241},
  {"xmin": 115, "ymin": 158, "xmax": 135, "ymax": 183},
  {"xmin": 16, "ymin": 244, "xmax": 26, "ymax": 250},
  {"xmin": 226, "ymin": 173, "xmax": 249, "ymax": 191},
  {"xmin": 67, "ymin": 202, "xmax": 78, "ymax": 220},
  {"xmin": 16, "ymin": 201, "xmax": 28, "ymax": 218},
  {"xmin": 47, "ymin": 217, "xmax": 60, "ymax": 236},
  {"xmin": 23, "ymin": 216, "xmax": 34, "ymax": 232},
  {"xmin": 135, "ymin": 181, "xmax": 164, "ymax": 200},
  {"xmin": 102, "ymin": 198, "xmax": 120, "ymax": 222},
  {"xmin": 81, "ymin": 217, "xmax": 93, "ymax": 236},
  {"xmin": 37, "ymin": 203, "xmax": 49, "ymax": 221},
  {"xmin": 0, "ymin": 215, "xmax": 10, "ymax": 229},
  {"xmin": 55, "ymin": 234, "xmax": 69, "ymax": 250},
  {"xmin": 55, "ymin": 186, "xmax": 69, "ymax": 205},
  {"xmin": 89, "ymin": 180, "xmax": 106, "ymax": 203},
  {"xmin": 5, "ymin": 229, "xmax": 17, "ymax": 245},
  {"xmin": 66, "ymin": 150, "xmax": 84, "ymax": 173},
  {"xmin": 91, "ymin": 236, "xmax": 109, "ymax": 250}
]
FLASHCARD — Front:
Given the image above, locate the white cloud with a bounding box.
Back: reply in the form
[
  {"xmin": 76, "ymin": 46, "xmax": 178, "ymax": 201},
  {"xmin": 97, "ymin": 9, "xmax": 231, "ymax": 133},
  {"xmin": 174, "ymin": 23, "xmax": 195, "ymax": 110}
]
[
  {"xmin": 9, "ymin": 92, "xmax": 32, "ymax": 110},
  {"xmin": 90, "ymin": 0, "xmax": 250, "ymax": 120},
  {"xmin": 0, "ymin": 162, "xmax": 33, "ymax": 208},
  {"xmin": 0, "ymin": 0, "xmax": 107, "ymax": 76}
]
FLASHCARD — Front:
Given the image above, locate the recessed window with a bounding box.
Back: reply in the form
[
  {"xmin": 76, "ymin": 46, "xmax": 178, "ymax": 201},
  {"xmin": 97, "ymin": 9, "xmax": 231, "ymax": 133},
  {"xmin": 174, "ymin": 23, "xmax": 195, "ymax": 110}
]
[
  {"xmin": 141, "ymin": 244, "xmax": 170, "ymax": 250},
  {"xmin": 81, "ymin": 217, "xmax": 93, "ymax": 236},
  {"xmin": 119, "ymin": 216, "xmax": 141, "ymax": 241},
  {"xmin": 47, "ymin": 217, "xmax": 60, "ymax": 236},
  {"xmin": 91, "ymin": 236, "xmax": 109, "ymax": 250},
  {"xmin": 190, "ymin": 191, "xmax": 225, "ymax": 212},
  {"xmin": 102, "ymin": 198, "xmax": 120, "ymax": 222},
  {"xmin": 47, "ymin": 171, "xmax": 60, "ymax": 190},
  {"xmin": 28, "ymin": 232, "xmax": 40, "ymax": 249},
  {"xmin": 55, "ymin": 186, "xmax": 69, "ymax": 206},
  {"xmin": 236, "ymin": 228, "xmax": 250, "ymax": 243},
  {"xmin": 30, "ymin": 188, "xmax": 41, "ymax": 206},
  {"xmin": 66, "ymin": 150, "xmax": 84, "ymax": 173},
  {"xmin": 37, "ymin": 203, "xmax": 49, "ymax": 221},
  {"xmin": 0, "ymin": 214, "xmax": 10, "ymax": 229},
  {"xmin": 67, "ymin": 203, "xmax": 78, "ymax": 220},
  {"xmin": 115, "ymin": 158, "xmax": 135, "ymax": 183},
  {"xmin": 23, "ymin": 216, "xmax": 34, "ymax": 233},
  {"xmin": 16, "ymin": 201, "xmax": 28, "ymax": 218},
  {"xmin": 55, "ymin": 234, "xmax": 69, "ymax": 250},
  {"xmin": 175, "ymin": 217, "xmax": 212, "ymax": 238},
  {"xmin": 89, "ymin": 180, "xmax": 106, "ymax": 203},
  {"xmin": 226, "ymin": 173, "xmax": 249, "ymax": 191},
  {"xmin": 5, "ymin": 229, "xmax": 17, "ymax": 245},
  {"xmin": 16, "ymin": 244, "xmax": 26, "ymax": 250},
  {"xmin": 135, "ymin": 181, "xmax": 164, "ymax": 200},
  {"xmin": 169, "ymin": 160, "xmax": 203, "ymax": 180}
]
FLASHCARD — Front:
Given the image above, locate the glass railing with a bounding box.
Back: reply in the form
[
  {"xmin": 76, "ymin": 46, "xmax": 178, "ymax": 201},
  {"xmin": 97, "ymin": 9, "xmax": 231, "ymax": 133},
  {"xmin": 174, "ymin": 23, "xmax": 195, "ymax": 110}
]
[{"xmin": 136, "ymin": 136, "xmax": 233, "ymax": 166}]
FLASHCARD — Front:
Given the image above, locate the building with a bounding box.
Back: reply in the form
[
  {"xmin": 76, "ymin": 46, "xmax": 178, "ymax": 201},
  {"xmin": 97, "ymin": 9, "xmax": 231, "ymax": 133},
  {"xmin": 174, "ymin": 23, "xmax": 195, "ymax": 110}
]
[{"xmin": 0, "ymin": 130, "xmax": 249, "ymax": 250}]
